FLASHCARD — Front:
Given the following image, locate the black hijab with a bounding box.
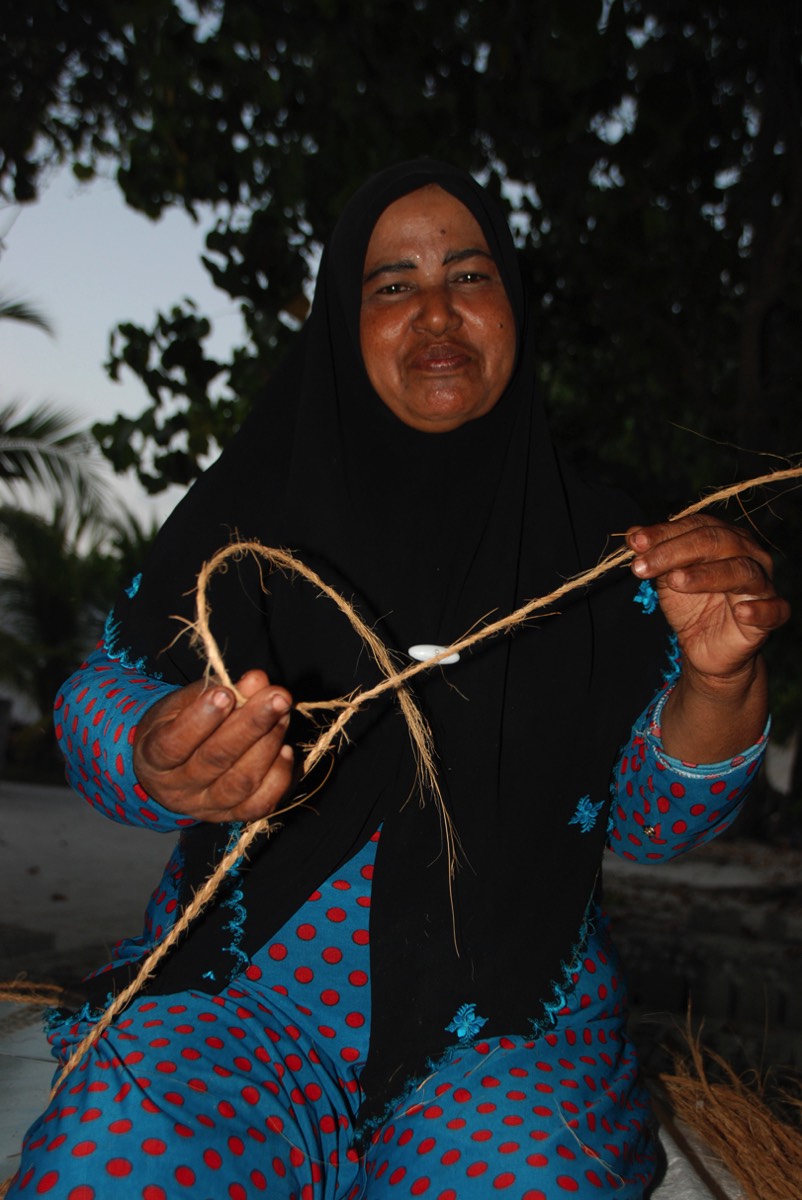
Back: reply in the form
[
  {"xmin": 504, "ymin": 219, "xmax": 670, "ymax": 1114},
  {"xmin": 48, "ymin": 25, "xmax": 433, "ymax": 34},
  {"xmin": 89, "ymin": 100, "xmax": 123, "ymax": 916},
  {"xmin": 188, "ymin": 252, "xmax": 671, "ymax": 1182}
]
[{"xmin": 102, "ymin": 160, "xmax": 667, "ymax": 1126}]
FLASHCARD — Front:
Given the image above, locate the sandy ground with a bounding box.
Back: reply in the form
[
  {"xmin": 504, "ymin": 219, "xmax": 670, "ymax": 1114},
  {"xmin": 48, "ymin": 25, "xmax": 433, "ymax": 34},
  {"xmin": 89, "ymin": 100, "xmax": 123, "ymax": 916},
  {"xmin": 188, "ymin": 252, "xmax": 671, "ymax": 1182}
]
[{"xmin": 0, "ymin": 778, "xmax": 175, "ymax": 981}]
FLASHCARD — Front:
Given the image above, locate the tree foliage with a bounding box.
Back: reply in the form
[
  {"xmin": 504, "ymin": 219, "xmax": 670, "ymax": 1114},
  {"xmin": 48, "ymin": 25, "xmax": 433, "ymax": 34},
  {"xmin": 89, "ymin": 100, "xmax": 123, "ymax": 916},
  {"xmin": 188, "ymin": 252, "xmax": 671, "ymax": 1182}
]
[
  {"xmin": 0, "ymin": 399, "xmax": 105, "ymax": 508},
  {"xmin": 0, "ymin": 294, "xmax": 110, "ymax": 514},
  {"xmin": 0, "ymin": 499, "xmax": 158, "ymax": 730},
  {"xmin": 2, "ymin": 0, "xmax": 801, "ymax": 735},
  {"xmin": 0, "ymin": 505, "xmax": 114, "ymax": 719},
  {"xmin": 0, "ymin": 295, "xmax": 153, "ymax": 731},
  {"xmin": 0, "ymin": 295, "xmax": 53, "ymax": 334},
  {"xmin": 3, "ymin": 0, "xmax": 799, "ymax": 493}
]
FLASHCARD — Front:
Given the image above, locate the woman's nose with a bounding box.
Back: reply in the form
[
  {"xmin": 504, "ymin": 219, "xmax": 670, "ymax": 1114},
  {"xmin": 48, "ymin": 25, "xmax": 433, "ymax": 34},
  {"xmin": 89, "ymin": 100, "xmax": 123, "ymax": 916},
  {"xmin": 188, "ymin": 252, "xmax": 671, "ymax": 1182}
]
[{"xmin": 412, "ymin": 285, "xmax": 461, "ymax": 335}]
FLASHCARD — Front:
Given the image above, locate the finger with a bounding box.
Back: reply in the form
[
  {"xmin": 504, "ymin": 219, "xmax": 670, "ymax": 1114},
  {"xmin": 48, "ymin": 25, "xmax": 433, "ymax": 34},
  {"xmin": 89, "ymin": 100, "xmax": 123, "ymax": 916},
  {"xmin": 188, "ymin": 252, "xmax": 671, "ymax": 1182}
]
[
  {"xmin": 627, "ymin": 514, "xmax": 734, "ymax": 553},
  {"xmin": 657, "ymin": 555, "xmax": 773, "ymax": 598},
  {"xmin": 187, "ymin": 686, "xmax": 292, "ymax": 789},
  {"xmin": 204, "ymin": 742, "xmax": 296, "ymax": 823},
  {"xmin": 135, "ymin": 683, "xmax": 237, "ymax": 774},
  {"xmin": 233, "ymin": 669, "xmax": 272, "ymax": 699},
  {"xmin": 155, "ymin": 694, "xmax": 292, "ymax": 820},
  {"xmin": 731, "ymin": 595, "xmax": 792, "ymax": 632},
  {"xmin": 629, "ymin": 518, "xmax": 774, "ymax": 579}
]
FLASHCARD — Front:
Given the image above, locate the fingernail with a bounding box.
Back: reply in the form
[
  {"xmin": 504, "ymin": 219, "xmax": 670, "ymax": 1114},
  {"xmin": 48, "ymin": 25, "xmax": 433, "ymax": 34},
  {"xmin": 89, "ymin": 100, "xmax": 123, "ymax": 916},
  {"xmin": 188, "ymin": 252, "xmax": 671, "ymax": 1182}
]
[
  {"xmin": 632, "ymin": 558, "xmax": 648, "ymax": 577},
  {"xmin": 272, "ymin": 694, "xmax": 291, "ymax": 715},
  {"xmin": 279, "ymin": 744, "xmax": 294, "ymax": 761},
  {"xmin": 210, "ymin": 689, "xmax": 232, "ymax": 711},
  {"xmin": 629, "ymin": 531, "xmax": 649, "ymax": 551}
]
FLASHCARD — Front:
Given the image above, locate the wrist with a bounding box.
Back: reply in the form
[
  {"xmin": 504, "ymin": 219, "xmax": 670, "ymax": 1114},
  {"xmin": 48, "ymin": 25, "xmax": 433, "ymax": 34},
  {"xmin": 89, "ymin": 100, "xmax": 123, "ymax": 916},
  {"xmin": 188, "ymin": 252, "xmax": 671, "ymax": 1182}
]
[
  {"xmin": 661, "ymin": 656, "xmax": 768, "ymax": 762},
  {"xmin": 677, "ymin": 654, "xmax": 764, "ymax": 707}
]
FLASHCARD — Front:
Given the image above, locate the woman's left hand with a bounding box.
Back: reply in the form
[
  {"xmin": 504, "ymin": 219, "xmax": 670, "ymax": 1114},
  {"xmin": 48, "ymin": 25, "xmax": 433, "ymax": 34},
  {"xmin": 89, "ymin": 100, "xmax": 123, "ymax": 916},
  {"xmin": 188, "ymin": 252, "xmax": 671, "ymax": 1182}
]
[{"xmin": 626, "ymin": 514, "xmax": 790, "ymax": 681}]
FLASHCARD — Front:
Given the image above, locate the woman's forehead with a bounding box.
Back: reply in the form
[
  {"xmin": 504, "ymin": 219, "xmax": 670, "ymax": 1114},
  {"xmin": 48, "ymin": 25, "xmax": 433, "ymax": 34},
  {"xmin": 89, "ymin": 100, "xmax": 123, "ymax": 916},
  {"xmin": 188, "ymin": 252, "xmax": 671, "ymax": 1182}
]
[{"xmin": 365, "ymin": 185, "xmax": 491, "ymax": 261}]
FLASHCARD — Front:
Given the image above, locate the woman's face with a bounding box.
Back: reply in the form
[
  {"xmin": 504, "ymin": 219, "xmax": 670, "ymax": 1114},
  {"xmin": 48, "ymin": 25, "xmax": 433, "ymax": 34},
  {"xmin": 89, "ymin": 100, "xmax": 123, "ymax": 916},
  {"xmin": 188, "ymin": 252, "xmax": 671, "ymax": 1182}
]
[{"xmin": 359, "ymin": 185, "xmax": 516, "ymax": 432}]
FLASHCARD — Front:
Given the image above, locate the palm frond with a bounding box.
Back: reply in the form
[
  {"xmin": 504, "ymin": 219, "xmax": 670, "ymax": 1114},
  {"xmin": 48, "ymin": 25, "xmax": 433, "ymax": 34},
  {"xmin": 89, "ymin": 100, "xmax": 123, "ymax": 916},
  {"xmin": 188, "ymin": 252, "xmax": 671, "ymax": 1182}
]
[
  {"xmin": 0, "ymin": 402, "xmax": 108, "ymax": 512},
  {"xmin": 0, "ymin": 401, "xmax": 77, "ymax": 442},
  {"xmin": 0, "ymin": 504, "xmax": 116, "ymax": 716},
  {"xmin": 0, "ymin": 296, "xmax": 54, "ymax": 336}
]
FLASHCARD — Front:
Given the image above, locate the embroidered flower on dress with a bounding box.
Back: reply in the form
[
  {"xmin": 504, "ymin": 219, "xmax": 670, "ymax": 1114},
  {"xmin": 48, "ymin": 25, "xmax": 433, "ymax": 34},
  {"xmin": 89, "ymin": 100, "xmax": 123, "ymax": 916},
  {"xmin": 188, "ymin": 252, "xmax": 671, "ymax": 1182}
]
[
  {"xmin": 445, "ymin": 1003, "xmax": 487, "ymax": 1041},
  {"xmin": 633, "ymin": 579, "xmax": 659, "ymax": 614},
  {"xmin": 569, "ymin": 794, "xmax": 604, "ymax": 833}
]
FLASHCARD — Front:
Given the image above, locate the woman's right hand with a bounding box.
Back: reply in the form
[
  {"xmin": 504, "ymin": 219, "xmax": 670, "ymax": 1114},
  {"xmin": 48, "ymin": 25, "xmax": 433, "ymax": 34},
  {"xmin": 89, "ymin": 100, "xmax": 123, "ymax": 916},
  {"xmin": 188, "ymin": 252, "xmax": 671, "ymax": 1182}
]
[{"xmin": 133, "ymin": 670, "xmax": 295, "ymax": 822}]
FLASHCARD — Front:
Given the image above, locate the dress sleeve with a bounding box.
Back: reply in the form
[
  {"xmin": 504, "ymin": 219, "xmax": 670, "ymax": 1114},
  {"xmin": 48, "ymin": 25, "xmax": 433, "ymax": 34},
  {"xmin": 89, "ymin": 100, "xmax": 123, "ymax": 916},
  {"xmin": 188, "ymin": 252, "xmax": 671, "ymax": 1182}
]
[
  {"xmin": 607, "ymin": 683, "xmax": 770, "ymax": 864},
  {"xmin": 53, "ymin": 640, "xmax": 196, "ymax": 833}
]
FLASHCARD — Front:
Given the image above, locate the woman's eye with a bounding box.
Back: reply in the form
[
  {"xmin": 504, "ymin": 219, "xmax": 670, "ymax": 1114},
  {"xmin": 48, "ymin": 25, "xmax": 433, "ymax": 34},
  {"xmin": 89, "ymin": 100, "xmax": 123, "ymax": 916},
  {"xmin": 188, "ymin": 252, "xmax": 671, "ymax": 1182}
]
[
  {"xmin": 455, "ymin": 271, "xmax": 488, "ymax": 284},
  {"xmin": 377, "ymin": 281, "xmax": 409, "ymax": 295}
]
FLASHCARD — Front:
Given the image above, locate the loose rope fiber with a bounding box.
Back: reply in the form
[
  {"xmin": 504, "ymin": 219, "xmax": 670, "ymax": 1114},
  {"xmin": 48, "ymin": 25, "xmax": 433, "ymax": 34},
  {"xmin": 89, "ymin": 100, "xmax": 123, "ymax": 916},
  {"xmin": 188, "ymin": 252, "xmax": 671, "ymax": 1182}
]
[{"xmin": 659, "ymin": 1020, "xmax": 802, "ymax": 1199}]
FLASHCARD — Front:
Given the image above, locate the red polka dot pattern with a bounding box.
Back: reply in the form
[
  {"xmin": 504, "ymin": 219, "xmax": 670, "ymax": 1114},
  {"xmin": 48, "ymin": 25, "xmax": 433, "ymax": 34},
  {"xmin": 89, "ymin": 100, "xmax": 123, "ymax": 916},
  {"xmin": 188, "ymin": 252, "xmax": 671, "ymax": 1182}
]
[
  {"xmin": 23, "ymin": 649, "xmax": 764, "ymax": 1199},
  {"xmin": 7, "ymin": 821, "xmax": 662, "ymax": 1198},
  {"xmin": 609, "ymin": 685, "xmax": 764, "ymax": 863},
  {"xmin": 364, "ymin": 1013, "xmax": 656, "ymax": 1196},
  {"xmin": 10, "ymin": 831, "xmax": 379, "ymax": 1200},
  {"xmin": 54, "ymin": 646, "xmax": 185, "ymax": 835}
]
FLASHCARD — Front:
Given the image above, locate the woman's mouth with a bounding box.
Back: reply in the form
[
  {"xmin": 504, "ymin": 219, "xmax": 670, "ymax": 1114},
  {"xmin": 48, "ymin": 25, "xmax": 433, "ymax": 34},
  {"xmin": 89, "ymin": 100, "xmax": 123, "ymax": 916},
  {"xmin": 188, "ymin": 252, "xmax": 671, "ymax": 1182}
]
[{"xmin": 411, "ymin": 343, "xmax": 472, "ymax": 372}]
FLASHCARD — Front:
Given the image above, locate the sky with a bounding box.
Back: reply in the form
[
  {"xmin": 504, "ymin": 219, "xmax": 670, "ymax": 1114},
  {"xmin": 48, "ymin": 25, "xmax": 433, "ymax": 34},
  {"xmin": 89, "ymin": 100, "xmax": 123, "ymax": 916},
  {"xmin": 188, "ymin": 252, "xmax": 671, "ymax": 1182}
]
[{"xmin": 0, "ymin": 165, "xmax": 241, "ymax": 520}]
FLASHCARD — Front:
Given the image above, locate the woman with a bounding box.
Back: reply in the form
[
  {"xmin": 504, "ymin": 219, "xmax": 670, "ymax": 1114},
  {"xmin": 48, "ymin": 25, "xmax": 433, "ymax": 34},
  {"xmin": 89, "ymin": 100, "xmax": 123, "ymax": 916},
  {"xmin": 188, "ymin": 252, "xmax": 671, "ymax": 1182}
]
[{"xmin": 9, "ymin": 160, "xmax": 786, "ymax": 1199}]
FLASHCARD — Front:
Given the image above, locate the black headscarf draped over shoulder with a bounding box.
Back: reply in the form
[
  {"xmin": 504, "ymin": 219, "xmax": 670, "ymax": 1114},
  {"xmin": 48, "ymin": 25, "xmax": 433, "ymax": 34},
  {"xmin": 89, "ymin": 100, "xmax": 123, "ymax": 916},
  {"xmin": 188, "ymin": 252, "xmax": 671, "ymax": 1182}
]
[{"xmin": 104, "ymin": 159, "xmax": 667, "ymax": 1126}]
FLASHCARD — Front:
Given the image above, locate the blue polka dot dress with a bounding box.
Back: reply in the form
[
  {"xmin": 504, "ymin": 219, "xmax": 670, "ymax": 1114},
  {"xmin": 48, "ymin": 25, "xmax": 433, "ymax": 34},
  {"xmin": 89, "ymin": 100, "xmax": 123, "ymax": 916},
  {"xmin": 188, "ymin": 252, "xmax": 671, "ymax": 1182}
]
[{"xmin": 6, "ymin": 646, "xmax": 767, "ymax": 1199}]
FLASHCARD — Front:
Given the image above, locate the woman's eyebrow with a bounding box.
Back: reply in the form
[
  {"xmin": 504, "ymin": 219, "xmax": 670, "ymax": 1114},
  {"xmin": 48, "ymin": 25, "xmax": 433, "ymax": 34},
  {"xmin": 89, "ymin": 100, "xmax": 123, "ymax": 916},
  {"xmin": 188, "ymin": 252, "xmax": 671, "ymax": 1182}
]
[
  {"xmin": 363, "ymin": 246, "xmax": 494, "ymax": 285},
  {"xmin": 363, "ymin": 258, "xmax": 416, "ymax": 284},
  {"xmin": 443, "ymin": 247, "xmax": 493, "ymax": 265}
]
